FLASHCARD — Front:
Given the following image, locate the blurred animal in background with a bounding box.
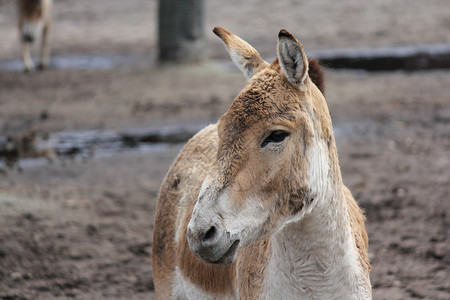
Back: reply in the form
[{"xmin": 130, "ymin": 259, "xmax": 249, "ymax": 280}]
[{"xmin": 17, "ymin": 0, "xmax": 52, "ymax": 72}]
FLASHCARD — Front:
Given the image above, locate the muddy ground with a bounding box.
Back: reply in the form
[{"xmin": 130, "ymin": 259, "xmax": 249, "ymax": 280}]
[{"xmin": 0, "ymin": 0, "xmax": 449, "ymax": 299}]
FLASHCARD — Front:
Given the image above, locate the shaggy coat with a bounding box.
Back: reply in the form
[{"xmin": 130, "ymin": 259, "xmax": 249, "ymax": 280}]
[{"xmin": 153, "ymin": 27, "xmax": 371, "ymax": 299}]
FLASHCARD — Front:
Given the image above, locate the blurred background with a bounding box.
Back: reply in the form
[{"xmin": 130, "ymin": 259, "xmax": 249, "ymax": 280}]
[{"xmin": 0, "ymin": 0, "xmax": 449, "ymax": 299}]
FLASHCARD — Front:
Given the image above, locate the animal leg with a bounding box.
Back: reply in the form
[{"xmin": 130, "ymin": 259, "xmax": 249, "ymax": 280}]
[
  {"xmin": 38, "ymin": 22, "xmax": 50, "ymax": 70},
  {"xmin": 22, "ymin": 42, "xmax": 35, "ymax": 72}
]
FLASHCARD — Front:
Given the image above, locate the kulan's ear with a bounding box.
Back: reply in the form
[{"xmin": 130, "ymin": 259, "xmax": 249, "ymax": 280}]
[
  {"xmin": 213, "ymin": 27, "xmax": 269, "ymax": 79},
  {"xmin": 277, "ymin": 29, "xmax": 309, "ymax": 88}
]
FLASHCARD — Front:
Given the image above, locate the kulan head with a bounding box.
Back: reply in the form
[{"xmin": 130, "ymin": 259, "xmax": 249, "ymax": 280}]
[{"xmin": 187, "ymin": 27, "xmax": 335, "ymax": 264}]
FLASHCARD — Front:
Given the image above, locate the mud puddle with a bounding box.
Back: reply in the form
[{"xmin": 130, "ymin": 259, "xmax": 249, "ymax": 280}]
[
  {"xmin": 0, "ymin": 121, "xmax": 383, "ymax": 169},
  {"xmin": 0, "ymin": 124, "xmax": 204, "ymax": 169},
  {"xmin": 51, "ymin": 125, "xmax": 202, "ymax": 156},
  {"xmin": 0, "ymin": 54, "xmax": 151, "ymax": 71}
]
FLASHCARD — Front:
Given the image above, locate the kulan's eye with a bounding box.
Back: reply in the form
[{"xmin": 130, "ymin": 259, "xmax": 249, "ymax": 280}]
[{"xmin": 261, "ymin": 130, "xmax": 290, "ymax": 148}]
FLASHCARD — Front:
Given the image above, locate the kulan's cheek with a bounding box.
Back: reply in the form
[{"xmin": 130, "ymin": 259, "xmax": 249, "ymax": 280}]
[
  {"xmin": 224, "ymin": 188, "xmax": 247, "ymax": 210},
  {"xmin": 232, "ymin": 166, "xmax": 262, "ymax": 191}
]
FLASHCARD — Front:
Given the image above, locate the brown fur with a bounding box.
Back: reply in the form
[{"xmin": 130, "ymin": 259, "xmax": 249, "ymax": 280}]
[
  {"xmin": 308, "ymin": 58, "xmax": 325, "ymax": 95},
  {"xmin": 236, "ymin": 240, "xmax": 272, "ymax": 298},
  {"xmin": 345, "ymin": 186, "xmax": 371, "ymax": 272},
  {"xmin": 153, "ymin": 126, "xmax": 237, "ymax": 298},
  {"xmin": 214, "ymin": 27, "xmax": 269, "ymax": 78},
  {"xmin": 152, "ymin": 28, "xmax": 371, "ymax": 299},
  {"xmin": 178, "ymin": 212, "xmax": 236, "ymax": 295}
]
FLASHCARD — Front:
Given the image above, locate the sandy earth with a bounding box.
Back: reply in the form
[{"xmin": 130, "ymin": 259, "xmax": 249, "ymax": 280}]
[{"xmin": 0, "ymin": 0, "xmax": 449, "ymax": 299}]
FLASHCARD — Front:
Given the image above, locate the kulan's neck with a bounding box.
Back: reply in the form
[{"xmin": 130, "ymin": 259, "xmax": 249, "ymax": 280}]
[
  {"xmin": 266, "ymin": 188, "xmax": 367, "ymax": 299},
  {"xmin": 263, "ymin": 139, "xmax": 370, "ymax": 299}
]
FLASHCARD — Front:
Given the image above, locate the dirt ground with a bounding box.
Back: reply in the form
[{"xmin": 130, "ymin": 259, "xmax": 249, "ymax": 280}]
[{"xmin": 0, "ymin": 0, "xmax": 449, "ymax": 299}]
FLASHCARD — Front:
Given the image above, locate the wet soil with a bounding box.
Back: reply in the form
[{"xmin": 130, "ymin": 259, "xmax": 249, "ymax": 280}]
[{"xmin": 0, "ymin": 0, "xmax": 449, "ymax": 299}]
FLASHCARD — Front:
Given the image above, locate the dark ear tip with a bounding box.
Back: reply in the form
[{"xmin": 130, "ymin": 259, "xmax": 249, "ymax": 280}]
[
  {"xmin": 213, "ymin": 27, "xmax": 227, "ymax": 38},
  {"xmin": 278, "ymin": 29, "xmax": 293, "ymax": 39}
]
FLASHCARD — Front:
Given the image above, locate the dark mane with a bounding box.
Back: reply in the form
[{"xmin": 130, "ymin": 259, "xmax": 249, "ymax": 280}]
[
  {"xmin": 308, "ymin": 58, "xmax": 325, "ymax": 95},
  {"xmin": 21, "ymin": 0, "xmax": 42, "ymax": 18}
]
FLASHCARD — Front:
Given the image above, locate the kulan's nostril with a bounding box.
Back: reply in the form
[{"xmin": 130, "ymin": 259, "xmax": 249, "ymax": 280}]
[{"xmin": 202, "ymin": 226, "xmax": 217, "ymax": 242}]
